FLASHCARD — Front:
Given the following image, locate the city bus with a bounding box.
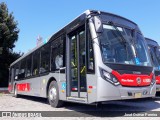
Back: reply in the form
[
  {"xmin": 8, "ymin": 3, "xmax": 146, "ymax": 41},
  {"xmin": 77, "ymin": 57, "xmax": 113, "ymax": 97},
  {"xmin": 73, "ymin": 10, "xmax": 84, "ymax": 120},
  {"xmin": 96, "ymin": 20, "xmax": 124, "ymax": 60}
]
[
  {"xmin": 8, "ymin": 10, "xmax": 156, "ymax": 108},
  {"xmin": 145, "ymin": 38, "xmax": 160, "ymax": 92}
]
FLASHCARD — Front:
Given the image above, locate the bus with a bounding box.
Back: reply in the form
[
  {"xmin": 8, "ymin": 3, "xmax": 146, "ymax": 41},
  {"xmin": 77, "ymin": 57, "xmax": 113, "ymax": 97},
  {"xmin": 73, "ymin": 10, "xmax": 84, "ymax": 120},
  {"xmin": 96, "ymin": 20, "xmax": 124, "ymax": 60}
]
[
  {"xmin": 145, "ymin": 38, "xmax": 160, "ymax": 92},
  {"xmin": 8, "ymin": 10, "xmax": 156, "ymax": 108}
]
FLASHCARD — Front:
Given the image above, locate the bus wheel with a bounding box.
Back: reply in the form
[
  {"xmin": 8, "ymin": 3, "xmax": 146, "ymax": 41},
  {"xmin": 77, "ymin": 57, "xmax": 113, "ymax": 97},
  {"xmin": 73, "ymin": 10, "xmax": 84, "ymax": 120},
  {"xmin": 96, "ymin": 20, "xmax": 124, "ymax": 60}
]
[
  {"xmin": 48, "ymin": 81, "xmax": 63, "ymax": 108},
  {"xmin": 14, "ymin": 85, "xmax": 19, "ymax": 98}
]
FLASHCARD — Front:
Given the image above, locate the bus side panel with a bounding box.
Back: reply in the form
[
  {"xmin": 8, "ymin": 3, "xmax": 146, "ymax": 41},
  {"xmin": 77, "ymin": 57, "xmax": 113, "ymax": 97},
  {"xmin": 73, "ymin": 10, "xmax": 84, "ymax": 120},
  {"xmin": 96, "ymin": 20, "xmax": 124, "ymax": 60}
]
[
  {"xmin": 14, "ymin": 75, "xmax": 50, "ymax": 97},
  {"xmin": 86, "ymin": 74, "xmax": 97, "ymax": 103},
  {"xmin": 44, "ymin": 73, "xmax": 67, "ymax": 101},
  {"xmin": 57, "ymin": 73, "xmax": 67, "ymax": 101},
  {"xmin": 97, "ymin": 77, "xmax": 122, "ymax": 101},
  {"xmin": 12, "ymin": 73, "xmax": 67, "ymax": 101},
  {"xmin": 14, "ymin": 77, "xmax": 40, "ymax": 96}
]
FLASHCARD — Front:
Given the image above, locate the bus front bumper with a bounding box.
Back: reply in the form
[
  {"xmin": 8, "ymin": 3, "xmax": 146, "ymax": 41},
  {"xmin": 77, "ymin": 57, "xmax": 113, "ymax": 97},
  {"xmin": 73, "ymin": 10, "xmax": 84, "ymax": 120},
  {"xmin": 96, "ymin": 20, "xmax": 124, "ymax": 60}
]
[
  {"xmin": 96, "ymin": 77, "xmax": 156, "ymax": 102},
  {"xmin": 119, "ymin": 84, "xmax": 156, "ymax": 100}
]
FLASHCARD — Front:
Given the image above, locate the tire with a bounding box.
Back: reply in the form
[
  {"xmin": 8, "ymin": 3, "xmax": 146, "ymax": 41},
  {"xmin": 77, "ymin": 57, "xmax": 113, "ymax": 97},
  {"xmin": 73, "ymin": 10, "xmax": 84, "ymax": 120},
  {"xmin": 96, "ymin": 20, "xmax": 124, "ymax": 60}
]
[
  {"xmin": 13, "ymin": 84, "xmax": 19, "ymax": 98},
  {"xmin": 48, "ymin": 81, "xmax": 63, "ymax": 108}
]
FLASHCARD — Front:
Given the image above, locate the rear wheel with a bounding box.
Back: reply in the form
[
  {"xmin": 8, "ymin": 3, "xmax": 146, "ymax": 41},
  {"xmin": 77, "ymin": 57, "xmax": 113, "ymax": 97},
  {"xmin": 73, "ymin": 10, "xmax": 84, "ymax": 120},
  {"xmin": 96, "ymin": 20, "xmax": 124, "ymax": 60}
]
[{"xmin": 48, "ymin": 81, "xmax": 63, "ymax": 108}]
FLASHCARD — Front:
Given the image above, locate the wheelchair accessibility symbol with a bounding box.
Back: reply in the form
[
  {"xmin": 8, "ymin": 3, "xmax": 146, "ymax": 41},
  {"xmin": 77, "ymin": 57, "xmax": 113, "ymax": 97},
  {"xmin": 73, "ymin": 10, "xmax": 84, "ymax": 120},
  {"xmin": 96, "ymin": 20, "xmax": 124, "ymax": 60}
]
[{"xmin": 62, "ymin": 83, "xmax": 66, "ymax": 90}]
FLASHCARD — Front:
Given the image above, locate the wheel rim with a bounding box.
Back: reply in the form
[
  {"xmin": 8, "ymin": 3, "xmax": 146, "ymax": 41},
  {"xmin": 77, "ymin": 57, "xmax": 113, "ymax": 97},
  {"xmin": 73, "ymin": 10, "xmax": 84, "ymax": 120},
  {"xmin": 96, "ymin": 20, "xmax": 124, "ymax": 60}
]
[{"xmin": 49, "ymin": 87, "xmax": 57, "ymax": 101}]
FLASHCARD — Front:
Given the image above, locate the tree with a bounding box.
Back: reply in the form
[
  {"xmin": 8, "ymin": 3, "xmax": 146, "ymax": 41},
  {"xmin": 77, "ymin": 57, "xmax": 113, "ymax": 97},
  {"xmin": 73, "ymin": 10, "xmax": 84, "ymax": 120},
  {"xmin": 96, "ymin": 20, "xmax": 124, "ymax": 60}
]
[{"xmin": 0, "ymin": 2, "xmax": 20, "ymax": 87}]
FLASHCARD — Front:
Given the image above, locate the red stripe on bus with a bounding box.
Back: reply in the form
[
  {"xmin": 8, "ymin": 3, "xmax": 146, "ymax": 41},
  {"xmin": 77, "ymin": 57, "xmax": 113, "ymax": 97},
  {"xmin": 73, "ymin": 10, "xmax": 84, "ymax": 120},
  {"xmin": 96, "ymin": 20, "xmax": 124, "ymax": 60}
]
[
  {"xmin": 156, "ymin": 76, "xmax": 160, "ymax": 84},
  {"xmin": 112, "ymin": 70, "xmax": 152, "ymax": 86},
  {"xmin": 17, "ymin": 83, "xmax": 30, "ymax": 92}
]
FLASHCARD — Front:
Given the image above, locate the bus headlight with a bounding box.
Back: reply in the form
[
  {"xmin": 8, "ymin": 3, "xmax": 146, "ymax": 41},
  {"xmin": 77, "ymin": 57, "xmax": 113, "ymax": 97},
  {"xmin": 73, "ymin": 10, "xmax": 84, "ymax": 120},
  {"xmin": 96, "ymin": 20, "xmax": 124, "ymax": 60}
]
[{"xmin": 100, "ymin": 68, "xmax": 120, "ymax": 86}]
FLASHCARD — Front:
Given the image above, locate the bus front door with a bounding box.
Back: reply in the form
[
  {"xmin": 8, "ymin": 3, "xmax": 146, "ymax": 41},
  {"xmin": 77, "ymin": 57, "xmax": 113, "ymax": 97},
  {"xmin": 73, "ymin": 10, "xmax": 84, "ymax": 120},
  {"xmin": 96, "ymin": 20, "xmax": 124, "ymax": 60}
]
[{"xmin": 68, "ymin": 28, "xmax": 87, "ymax": 98}]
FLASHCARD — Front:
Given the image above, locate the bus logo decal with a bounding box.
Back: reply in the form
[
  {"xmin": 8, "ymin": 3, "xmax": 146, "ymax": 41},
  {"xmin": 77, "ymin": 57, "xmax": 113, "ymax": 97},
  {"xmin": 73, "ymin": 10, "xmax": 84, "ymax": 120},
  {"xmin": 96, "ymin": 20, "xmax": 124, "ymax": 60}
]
[{"xmin": 136, "ymin": 77, "xmax": 141, "ymax": 84}]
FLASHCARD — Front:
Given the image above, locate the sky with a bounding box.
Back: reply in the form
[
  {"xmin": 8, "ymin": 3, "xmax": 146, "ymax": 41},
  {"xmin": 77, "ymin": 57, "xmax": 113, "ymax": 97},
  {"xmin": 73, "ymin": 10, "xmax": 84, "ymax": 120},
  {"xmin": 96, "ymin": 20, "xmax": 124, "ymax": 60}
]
[{"xmin": 1, "ymin": 0, "xmax": 160, "ymax": 53}]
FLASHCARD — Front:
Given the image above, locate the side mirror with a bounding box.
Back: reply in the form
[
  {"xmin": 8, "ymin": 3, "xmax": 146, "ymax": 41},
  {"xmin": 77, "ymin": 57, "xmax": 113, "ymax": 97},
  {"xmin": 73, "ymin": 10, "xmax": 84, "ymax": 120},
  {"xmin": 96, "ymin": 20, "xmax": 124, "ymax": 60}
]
[{"xmin": 93, "ymin": 16, "xmax": 103, "ymax": 33}]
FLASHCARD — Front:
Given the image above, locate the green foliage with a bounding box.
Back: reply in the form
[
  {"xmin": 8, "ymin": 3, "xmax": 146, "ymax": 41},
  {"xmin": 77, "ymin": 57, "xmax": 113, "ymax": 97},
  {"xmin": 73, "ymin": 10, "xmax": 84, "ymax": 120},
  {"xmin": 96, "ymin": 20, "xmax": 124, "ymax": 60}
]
[{"xmin": 0, "ymin": 2, "xmax": 21, "ymax": 87}]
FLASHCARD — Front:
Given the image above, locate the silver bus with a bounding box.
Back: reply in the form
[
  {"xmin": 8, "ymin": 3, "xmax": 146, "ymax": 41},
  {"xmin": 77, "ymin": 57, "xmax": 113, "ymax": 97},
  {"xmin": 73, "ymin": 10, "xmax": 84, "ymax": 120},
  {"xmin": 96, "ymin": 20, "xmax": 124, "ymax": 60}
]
[
  {"xmin": 8, "ymin": 10, "xmax": 156, "ymax": 108},
  {"xmin": 146, "ymin": 38, "xmax": 160, "ymax": 92}
]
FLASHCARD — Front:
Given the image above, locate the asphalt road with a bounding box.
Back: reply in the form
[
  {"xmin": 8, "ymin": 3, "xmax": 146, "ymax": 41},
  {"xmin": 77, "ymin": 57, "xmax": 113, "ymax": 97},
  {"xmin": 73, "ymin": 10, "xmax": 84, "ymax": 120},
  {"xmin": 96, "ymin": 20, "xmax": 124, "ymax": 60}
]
[{"xmin": 0, "ymin": 94, "xmax": 160, "ymax": 120}]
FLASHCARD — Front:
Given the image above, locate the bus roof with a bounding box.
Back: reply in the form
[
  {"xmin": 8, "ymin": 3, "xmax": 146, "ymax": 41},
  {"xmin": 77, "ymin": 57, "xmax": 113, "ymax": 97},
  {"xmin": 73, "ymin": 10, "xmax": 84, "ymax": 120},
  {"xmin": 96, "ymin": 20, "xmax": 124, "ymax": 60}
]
[
  {"xmin": 10, "ymin": 10, "xmax": 139, "ymax": 67},
  {"xmin": 10, "ymin": 42, "xmax": 44, "ymax": 66},
  {"xmin": 145, "ymin": 37, "xmax": 159, "ymax": 47}
]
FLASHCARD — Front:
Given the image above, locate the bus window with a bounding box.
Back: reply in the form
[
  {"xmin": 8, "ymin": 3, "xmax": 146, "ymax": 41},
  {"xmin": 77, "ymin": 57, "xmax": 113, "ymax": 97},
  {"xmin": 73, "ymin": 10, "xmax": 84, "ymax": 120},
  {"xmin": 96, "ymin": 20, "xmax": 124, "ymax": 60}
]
[
  {"xmin": 25, "ymin": 55, "xmax": 32, "ymax": 77},
  {"xmin": 14, "ymin": 63, "xmax": 20, "ymax": 80},
  {"xmin": 51, "ymin": 37, "xmax": 64, "ymax": 71},
  {"xmin": 9, "ymin": 67, "xmax": 12, "ymax": 83},
  {"xmin": 79, "ymin": 30, "xmax": 87, "ymax": 91},
  {"xmin": 32, "ymin": 51, "xmax": 40, "ymax": 75},
  {"xmin": 19, "ymin": 59, "xmax": 26, "ymax": 79},
  {"xmin": 40, "ymin": 44, "xmax": 50, "ymax": 74},
  {"xmin": 87, "ymin": 30, "xmax": 94, "ymax": 73}
]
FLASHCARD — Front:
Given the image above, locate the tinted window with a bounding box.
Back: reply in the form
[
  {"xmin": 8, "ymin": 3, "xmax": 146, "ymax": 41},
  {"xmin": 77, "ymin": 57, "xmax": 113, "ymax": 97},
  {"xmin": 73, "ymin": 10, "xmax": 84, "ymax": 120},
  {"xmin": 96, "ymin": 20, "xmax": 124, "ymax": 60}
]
[
  {"xmin": 135, "ymin": 33, "xmax": 150, "ymax": 66},
  {"xmin": 9, "ymin": 67, "xmax": 12, "ymax": 82},
  {"xmin": 25, "ymin": 55, "xmax": 32, "ymax": 77},
  {"xmin": 32, "ymin": 51, "xmax": 40, "ymax": 75},
  {"xmin": 19, "ymin": 59, "xmax": 26, "ymax": 79},
  {"xmin": 87, "ymin": 30, "xmax": 94, "ymax": 73},
  {"xmin": 100, "ymin": 24, "xmax": 134, "ymax": 64},
  {"xmin": 40, "ymin": 44, "xmax": 50, "ymax": 73},
  {"xmin": 51, "ymin": 36, "xmax": 65, "ymax": 71},
  {"xmin": 14, "ymin": 63, "xmax": 20, "ymax": 80}
]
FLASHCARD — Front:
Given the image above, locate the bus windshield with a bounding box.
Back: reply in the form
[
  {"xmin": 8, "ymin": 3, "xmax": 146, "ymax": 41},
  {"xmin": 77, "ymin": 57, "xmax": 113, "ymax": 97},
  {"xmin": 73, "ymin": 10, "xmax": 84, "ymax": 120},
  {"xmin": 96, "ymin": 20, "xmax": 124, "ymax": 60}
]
[
  {"xmin": 100, "ymin": 24, "xmax": 151, "ymax": 66},
  {"xmin": 149, "ymin": 45, "xmax": 160, "ymax": 70}
]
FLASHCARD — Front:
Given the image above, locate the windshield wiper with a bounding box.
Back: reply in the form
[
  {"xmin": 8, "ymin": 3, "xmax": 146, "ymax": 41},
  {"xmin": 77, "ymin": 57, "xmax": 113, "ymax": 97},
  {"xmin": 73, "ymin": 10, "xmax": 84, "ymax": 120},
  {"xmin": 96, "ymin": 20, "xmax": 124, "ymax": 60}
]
[{"xmin": 108, "ymin": 21, "xmax": 140, "ymax": 65}]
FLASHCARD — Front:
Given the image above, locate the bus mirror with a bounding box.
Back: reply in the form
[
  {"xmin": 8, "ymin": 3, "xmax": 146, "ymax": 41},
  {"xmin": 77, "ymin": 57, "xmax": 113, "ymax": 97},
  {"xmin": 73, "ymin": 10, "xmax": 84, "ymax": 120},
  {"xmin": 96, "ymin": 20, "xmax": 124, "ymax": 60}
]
[{"xmin": 94, "ymin": 16, "xmax": 103, "ymax": 33}]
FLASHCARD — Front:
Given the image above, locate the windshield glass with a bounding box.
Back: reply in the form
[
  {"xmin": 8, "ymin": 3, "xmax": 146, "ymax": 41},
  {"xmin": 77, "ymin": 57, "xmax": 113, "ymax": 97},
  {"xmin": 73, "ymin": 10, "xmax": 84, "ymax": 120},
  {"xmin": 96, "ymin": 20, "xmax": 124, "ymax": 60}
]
[
  {"xmin": 149, "ymin": 46, "xmax": 160, "ymax": 70},
  {"xmin": 100, "ymin": 24, "xmax": 151, "ymax": 66},
  {"xmin": 134, "ymin": 34, "xmax": 151, "ymax": 66}
]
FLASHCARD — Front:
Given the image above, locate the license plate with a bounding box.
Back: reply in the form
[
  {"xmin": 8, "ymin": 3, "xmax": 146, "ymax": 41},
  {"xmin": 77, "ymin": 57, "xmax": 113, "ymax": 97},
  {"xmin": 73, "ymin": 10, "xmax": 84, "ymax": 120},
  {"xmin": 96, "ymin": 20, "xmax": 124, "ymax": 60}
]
[{"xmin": 134, "ymin": 93, "xmax": 142, "ymax": 98}]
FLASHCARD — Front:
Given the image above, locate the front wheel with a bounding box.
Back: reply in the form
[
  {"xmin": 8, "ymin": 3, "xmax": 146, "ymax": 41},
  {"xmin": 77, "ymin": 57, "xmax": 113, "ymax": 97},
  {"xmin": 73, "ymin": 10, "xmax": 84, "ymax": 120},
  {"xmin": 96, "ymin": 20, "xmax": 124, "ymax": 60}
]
[{"xmin": 48, "ymin": 81, "xmax": 64, "ymax": 108}]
